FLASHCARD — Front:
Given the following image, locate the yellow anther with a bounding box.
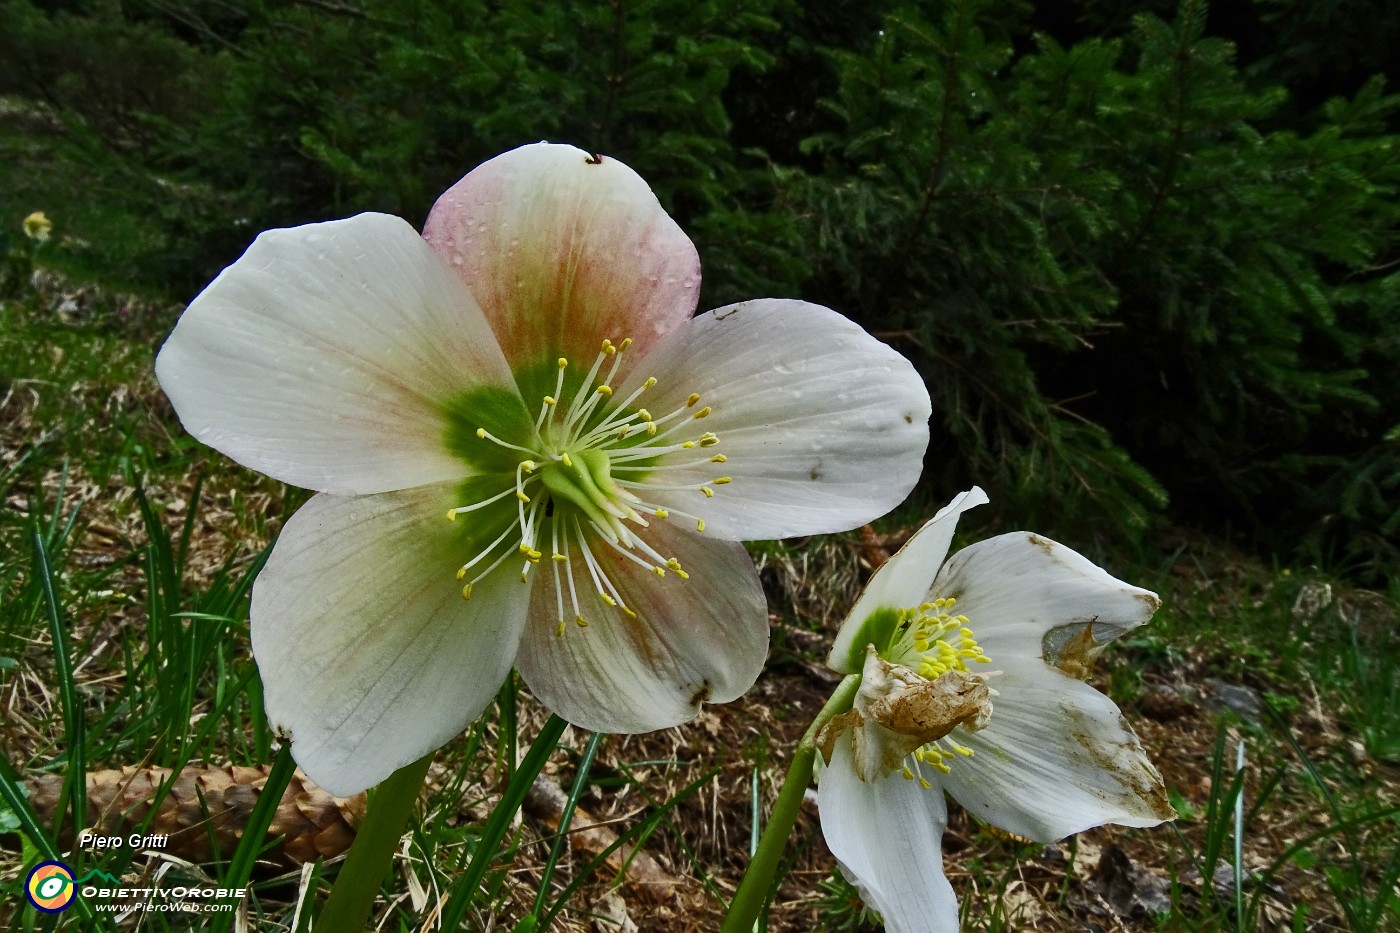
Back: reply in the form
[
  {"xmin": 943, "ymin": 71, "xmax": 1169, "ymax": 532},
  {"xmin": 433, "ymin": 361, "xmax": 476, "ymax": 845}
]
[
  {"xmin": 543, "ymin": 395, "xmax": 557, "ymax": 405},
  {"xmin": 520, "ymin": 571, "xmax": 529, "ymax": 583},
  {"xmin": 687, "ymin": 393, "xmax": 701, "ymax": 407},
  {"xmin": 558, "ymin": 357, "xmax": 568, "ymax": 369},
  {"xmin": 557, "ymin": 621, "xmax": 566, "ymax": 637},
  {"xmin": 714, "ymin": 476, "xmax": 732, "ymax": 485},
  {"xmin": 919, "ymin": 776, "xmax": 932, "ymax": 790},
  {"xmin": 596, "ymin": 385, "xmax": 613, "ymax": 397},
  {"xmin": 710, "ymin": 454, "xmax": 727, "ymax": 463},
  {"xmin": 698, "ymin": 433, "xmax": 719, "ymax": 447},
  {"xmin": 655, "ymin": 508, "xmax": 669, "ymax": 518},
  {"xmin": 575, "ymin": 614, "xmax": 590, "ymax": 627},
  {"xmin": 516, "ymin": 490, "xmax": 531, "ymax": 503},
  {"xmin": 521, "ymin": 460, "xmax": 536, "ymax": 472},
  {"xmin": 902, "ymin": 766, "xmax": 914, "ymax": 781},
  {"xmin": 638, "ymin": 408, "xmax": 653, "ymax": 421},
  {"xmin": 622, "ymin": 606, "xmax": 637, "ymax": 619},
  {"xmin": 692, "ymin": 406, "xmax": 712, "ymax": 419},
  {"xmin": 600, "ymin": 593, "xmax": 616, "ymax": 606},
  {"xmin": 562, "ymin": 453, "xmax": 573, "ymax": 468},
  {"xmin": 602, "ymin": 339, "xmax": 614, "ymax": 353},
  {"xmin": 652, "ymin": 566, "xmax": 666, "ymax": 578},
  {"xmin": 701, "ymin": 487, "xmax": 715, "ymax": 498},
  {"xmin": 446, "ymin": 510, "xmax": 458, "ymax": 522},
  {"xmin": 665, "ymin": 558, "xmax": 688, "ymax": 579},
  {"xmin": 646, "ymin": 423, "xmax": 657, "ymax": 435},
  {"xmin": 552, "ymin": 553, "xmax": 568, "ymax": 563},
  {"xmin": 681, "ymin": 441, "xmax": 695, "ymax": 449},
  {"xmin": 956, "ymin": 615, "xmax": 970, "ymax": 624},
  {"xmin": 461, "ymin": 583, "xmax": 473, "ymax": 600},
  {"xmin": 643, "ymin": 376, "xmax": 657, "ymax": 388},
  {"xmin": 619, "ymin": 337, "xmax": 632, "ymax": 350},
  {"xmin": 696, "ymin": 519, "xmax": 705, "ymax": 533},
  {"xmin": 475, "ymin": 427, "xmax": 487, "ymax": 439},
  {"xmin": 456, "ymin": 567, "xmax": 467, "ymax": 581}
]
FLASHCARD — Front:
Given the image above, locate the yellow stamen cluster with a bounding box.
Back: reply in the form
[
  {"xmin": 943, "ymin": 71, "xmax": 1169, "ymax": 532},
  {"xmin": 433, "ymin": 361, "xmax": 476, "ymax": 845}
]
[
  {"xmin": 892, "ymin": 597, "xmax": 992, "ymax": 784},
  {"xmin": 897, "ymin": 597, "xmax": 990, "ymax": 680},
  {"xmin": 444, "ymin": 336, "xmax": 734, "ymax": 638}
]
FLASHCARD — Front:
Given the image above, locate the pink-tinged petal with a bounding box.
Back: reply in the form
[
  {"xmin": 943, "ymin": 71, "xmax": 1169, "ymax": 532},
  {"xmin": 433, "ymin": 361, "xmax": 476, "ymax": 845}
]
[
  {"xmin": 931, "ymin": 532, "xmax": 1161, "ymax": 668},
  {"xmin": 252, "ymin": 484, "xmax": 530, "ymax": 796},
  {"xmin": 423, "ymin": 142, "xmax": 699, "ymax": 367},
  {"xmin": 938, "ymin": 657, "xmax": 1176, "ymax": 842},
  {"xmin": 818, "ymin": 731, "xmax": 960, "ymax": 933},
  {"xmin": 828, "ymin": 489, "xmax": 988, "ymax": 674},
  {"xmin": 515, "ymin": 519, "xmax": 766, "ymax": 733},
  {"xmin": 616, "ymin": 299, "xmax": 931, "ymax": 540},
  {"xmin": 156, "ymin": 213, "xmax": 517, "ymax": 495}
]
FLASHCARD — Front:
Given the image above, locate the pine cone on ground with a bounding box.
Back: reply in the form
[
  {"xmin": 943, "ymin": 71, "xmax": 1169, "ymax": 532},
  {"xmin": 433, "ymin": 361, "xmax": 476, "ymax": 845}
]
[{"xmin": 26, "ymin": 764, "xmax": 366, "ymax": 869}]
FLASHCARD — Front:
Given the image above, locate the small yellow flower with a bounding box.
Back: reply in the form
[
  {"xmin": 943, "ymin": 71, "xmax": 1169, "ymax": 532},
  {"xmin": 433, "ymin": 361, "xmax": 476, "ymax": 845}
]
[{"xmin": 22, "ymin": 211, "xmax": 52, "ymax": 243}]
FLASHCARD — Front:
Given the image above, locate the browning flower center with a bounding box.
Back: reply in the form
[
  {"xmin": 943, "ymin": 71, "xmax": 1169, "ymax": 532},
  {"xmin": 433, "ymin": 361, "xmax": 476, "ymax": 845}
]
[
  {"xmin": 446, "ymin": 338, "xmax": 730, "ymax": 636},
  {"xmin": 887, "ymin": 598, "xmax": 992, "ymax": 784}
]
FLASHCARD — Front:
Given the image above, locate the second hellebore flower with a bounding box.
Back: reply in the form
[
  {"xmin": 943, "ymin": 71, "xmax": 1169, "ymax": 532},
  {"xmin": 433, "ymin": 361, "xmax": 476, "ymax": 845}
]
[
  {"xmin": 156, "ymin": 143, "xmax": 931, "ymax": 795},
  {"xmin": 817, "ymin": 488, "xmax": 1175, "ymax": 932}
]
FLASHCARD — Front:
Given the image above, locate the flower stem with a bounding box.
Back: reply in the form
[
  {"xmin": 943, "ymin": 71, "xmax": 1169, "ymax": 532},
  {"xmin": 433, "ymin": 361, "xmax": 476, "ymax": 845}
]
[
  {"xmin": 721, "ymin": 674, "xmax": 861, "ymax": 933},
  {"xmin": 318, "ymin": 751, "xmax": 433, "ymax": 931}
]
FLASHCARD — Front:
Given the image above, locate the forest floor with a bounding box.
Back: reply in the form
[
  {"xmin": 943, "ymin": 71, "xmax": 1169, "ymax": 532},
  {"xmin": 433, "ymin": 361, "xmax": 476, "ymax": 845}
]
[{"xmin": 2, "ymin": 278, "xmax": 1397, "ymax": 931}]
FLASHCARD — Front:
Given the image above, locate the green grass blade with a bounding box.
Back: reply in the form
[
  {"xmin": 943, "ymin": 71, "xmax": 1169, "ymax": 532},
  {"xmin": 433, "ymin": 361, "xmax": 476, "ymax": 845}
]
[
  {"xmin": 207, "ymin": 744, "xmax": 297, "ymax": 933},
  {"xmin": 530, "ymin": 730, "xmax": 604, "ymax": 919},
  {"xmin": 0, "ymin": 753, "xmax": 113, "ymax": 931},
  {"xmin": 540, "ymin": 765, "xmax": 722, "ymax": 930},
  {"xmin": 30, "ymin": 528, "xmax": 85, "ymax": 838},
  {"xmin": 440, "ymin": 714, "xmax": 569, "ymax": 930}
]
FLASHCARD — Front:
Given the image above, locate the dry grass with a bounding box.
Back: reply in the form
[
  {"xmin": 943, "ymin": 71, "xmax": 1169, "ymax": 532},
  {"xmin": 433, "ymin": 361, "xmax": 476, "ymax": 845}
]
[{"xmin": 2, "ymin": 288, "xmax": 1398, "ymax": 931}]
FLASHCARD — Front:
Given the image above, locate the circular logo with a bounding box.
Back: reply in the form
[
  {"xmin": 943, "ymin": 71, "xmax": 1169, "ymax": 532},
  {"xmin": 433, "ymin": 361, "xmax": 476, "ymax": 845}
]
[{"xmin": 25, "ymin": 861, "xmax": 76, "ymax": 913}]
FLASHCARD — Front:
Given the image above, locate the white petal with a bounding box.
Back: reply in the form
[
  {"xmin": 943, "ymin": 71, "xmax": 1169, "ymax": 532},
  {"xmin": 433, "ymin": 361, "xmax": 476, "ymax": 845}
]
[
  {"xmin": 930, "ymin": 531, "xmax": 1161, "ymax": 667},
  {"xmin": 818, "ymin": 731, "xmax": 960, "ymax": 933},
  {"xmin": 617, "ymin": 299, "xmax": 930, "ymax": 539},
  {"xmin": 423, "ymin": 142, "xmax": 700, "ymax": 367},
  {"xmin": 515, "ymin": 518, "xmax": 767, "ymax": 733},
  {"xmin": 252, "ymin": 485, "xmax": 530, "ymax": 796},
  {"xmin": 156, "ymin": 213, "xmax": 517, "ymax": 494},
  {"xmin": 938, "ymin": 657, "xmax": 1175, "ymax": 842},
  {"xmin": 828, "ymin": 489, "xmax": 988, "ymax": 674}
]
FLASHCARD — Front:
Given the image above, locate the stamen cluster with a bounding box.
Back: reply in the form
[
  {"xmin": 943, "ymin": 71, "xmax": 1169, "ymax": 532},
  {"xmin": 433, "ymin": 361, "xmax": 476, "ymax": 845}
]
[
  {"xmin": 446, "ymin": 338, "xmax": 733, "ymax": 637},
  {"xmin": 891, "ymin": 597, "xmax": 992, "ymax": 785}
]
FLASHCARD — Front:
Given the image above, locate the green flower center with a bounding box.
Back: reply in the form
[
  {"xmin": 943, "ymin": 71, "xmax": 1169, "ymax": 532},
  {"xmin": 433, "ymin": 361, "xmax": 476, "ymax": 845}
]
[{"xmin": 445, "ymin": 338, "xmax": 731, "ymax": 636}]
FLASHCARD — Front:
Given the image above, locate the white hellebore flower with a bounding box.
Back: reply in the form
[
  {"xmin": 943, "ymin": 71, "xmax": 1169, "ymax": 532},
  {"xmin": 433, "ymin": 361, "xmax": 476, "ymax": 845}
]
[
  {"xmin": 817, "ymin": 488, "xmax": 1175, "ymax": 932},
  {"xmin": 156, "ymin": 143, "xmax": 931, "ymax": 796}
]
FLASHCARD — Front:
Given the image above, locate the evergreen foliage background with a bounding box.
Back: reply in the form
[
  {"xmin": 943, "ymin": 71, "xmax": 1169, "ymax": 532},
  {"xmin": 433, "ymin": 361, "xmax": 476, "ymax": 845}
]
[{"xmin": 2, "ymin": 0, "xmax": 1396, "ymax": 575}]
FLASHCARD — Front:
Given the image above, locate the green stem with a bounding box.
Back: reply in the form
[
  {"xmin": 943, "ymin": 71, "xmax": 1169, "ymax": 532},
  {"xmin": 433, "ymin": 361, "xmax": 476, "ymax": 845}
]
[
  {"xmin": 318, "ymin": 752, "xmax": 433, "ymax": 932},
  {"xmin": 721, "ymin": 674, "xmax": 861, "ymax": 933}
]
